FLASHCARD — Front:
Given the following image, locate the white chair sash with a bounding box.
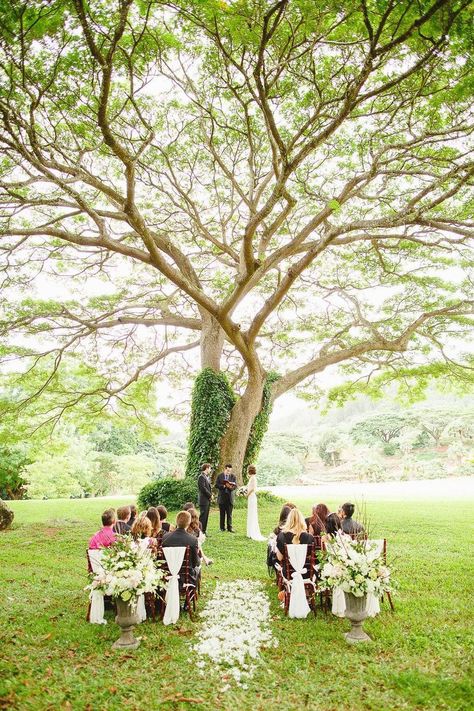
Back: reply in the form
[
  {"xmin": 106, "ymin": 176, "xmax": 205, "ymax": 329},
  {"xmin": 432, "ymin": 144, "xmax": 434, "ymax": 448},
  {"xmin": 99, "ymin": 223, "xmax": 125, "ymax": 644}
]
[
  {"xmin": 162, "ymin": 546, "xmax": 186, "ymax": 626},
  {"xmin": 136, "ymin": 594, "xmax": 147, "ymax": 622},
  {"xmin": 88, "ymin": 549, "xmax": 107, "ymax": 625},
  {"xmin": 286, "ymin": 544, "xmax": 311, "ymax": 619}
]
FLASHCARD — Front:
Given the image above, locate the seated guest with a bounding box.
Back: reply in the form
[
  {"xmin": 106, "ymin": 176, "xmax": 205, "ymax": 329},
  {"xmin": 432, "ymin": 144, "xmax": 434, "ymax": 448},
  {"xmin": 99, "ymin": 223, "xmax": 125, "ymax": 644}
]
[
  {"xmin": 183, "ymin": 501, "xmax": 196, "ymax": 512},
  {"xmin": 276, "ymin": 508, "xmax": 314, "ymax": 563},
  {"xmin": 187, "ymin": 507, "xmax": 213, "ymax": 566},
  {"xmin": 324, "ymin": 512, "xmax": 342, "ymax": 539},
  {"xmin": 146, "ymin": 507, "xmax": 162, "ymax": 539},
  {"xmin": 273, "ymin": 504, "xmax": 292, "ymax": 536},
  {"xmin": 162, "ymin": 511, "xmax": 200, "ymax": 582},
  {"xmin": 128, "ymin": 504, "xmax": 138, "ymax": 528},
  {"xmin": 186, "ymin": 508, "xmax": 201, "ymax": 538},
  {"xmin": 157, "ymin": 505, "xmax": 174, "ymax": 533},
  {"xmin": 307, "ymin": 503, "xmax": 330, "ymax": 536},
  {"xmin": 89, "ymin": 509, "xmax": 117, "ymax": 549},
  {"xmin": 267, "ymin": 505, "xmax": 292, "ymax": 572},
  {"xmin": 340, "ymin": 502, "xmax": 365, "ymax": 536},
  {"xmin": 131, "ymin": 513, "xmax": 156, "ymax": 552},
  {"xmin": 113, "ymin": 506, "xmax": 132, "ymax": 535}
]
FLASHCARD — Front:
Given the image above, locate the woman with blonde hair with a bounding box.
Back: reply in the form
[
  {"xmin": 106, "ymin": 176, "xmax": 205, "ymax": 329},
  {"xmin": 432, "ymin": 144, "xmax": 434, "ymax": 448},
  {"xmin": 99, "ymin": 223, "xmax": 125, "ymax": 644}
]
[
  {"xmin": 131, "ymin": 513, "xmax": 156, "ymax": 552},
  {"xmin": 276, "ymin": 508, "xmax": 314, "ymax": 562}
]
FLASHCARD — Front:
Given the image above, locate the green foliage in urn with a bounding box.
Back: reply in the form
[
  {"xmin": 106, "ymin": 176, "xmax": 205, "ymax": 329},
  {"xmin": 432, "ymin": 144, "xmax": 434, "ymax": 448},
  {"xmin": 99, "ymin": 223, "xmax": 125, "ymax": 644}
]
[
  {"xmin": 185, "ymin": 368, "xmax": 236, "ymax": 479},
  {"xmin": 137, "ymin": 477, "xmax": 198, "ymax": 512},
  {"xmin": 243, "ymin": 372, "xmax": 281, "ymax": 482}
]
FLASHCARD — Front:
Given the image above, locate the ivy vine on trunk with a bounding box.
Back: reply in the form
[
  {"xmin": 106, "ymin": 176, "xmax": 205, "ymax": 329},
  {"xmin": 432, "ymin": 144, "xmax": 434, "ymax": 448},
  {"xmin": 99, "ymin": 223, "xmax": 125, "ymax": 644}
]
[{"xmin": 185, "ymin": 368, "xmax": 236, "ymax": 480}]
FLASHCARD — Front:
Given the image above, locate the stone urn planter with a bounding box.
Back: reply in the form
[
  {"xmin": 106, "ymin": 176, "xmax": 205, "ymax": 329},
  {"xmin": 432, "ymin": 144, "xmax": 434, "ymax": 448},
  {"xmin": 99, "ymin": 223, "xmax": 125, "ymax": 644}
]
[
  {"xmin": 112, "ymin": 598, "xmax": 141, "ymax": 650},
  {"xmin": 344, "ymin": 592, "xmax": 371, "ymax": 643}
]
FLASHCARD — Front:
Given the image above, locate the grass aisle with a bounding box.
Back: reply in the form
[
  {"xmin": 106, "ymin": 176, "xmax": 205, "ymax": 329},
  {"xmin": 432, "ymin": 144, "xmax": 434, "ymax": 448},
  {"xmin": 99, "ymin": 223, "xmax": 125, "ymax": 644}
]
[{"xmin": 0, "ymin": 496, "xmax": 473, "ymax": 711}]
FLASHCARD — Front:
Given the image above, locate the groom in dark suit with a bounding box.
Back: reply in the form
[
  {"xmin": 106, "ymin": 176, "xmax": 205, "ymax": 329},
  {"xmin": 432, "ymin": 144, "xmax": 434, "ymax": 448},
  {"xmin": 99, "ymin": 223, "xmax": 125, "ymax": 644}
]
[
  {"xmin": 215, "ymin": 463, "xmax": 237, "ymax": 532},
  {"xmin": 197, "ymin": 462, "xmax": 212, "ymax": 534}
]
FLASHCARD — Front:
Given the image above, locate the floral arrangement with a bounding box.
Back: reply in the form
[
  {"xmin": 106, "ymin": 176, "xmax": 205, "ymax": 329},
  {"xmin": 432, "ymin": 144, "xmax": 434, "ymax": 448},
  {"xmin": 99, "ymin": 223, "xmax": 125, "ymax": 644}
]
[
  {"xmin": 318, "ymin": 534, "xmax": 392, "ymax": 598},
  {"xmin": 192, "ymin": 580, "xmax": 277, "ymax": 687},
  {"xmin": 86, "ymin": 536, "xmax": 166, "ymax": 605}
]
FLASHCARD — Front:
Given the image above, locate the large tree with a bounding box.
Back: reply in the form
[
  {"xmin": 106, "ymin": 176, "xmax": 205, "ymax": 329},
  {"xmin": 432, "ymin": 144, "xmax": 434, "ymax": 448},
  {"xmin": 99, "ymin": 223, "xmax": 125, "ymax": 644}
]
[{"xmin": 1, "ymin": 0, "xmax": 473, "ymax": 482}]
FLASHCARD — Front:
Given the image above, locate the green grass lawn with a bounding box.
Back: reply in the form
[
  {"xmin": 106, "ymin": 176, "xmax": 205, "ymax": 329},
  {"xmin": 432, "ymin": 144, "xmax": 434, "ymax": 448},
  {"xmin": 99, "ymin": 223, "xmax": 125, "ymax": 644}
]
[{"xmin": 0, "ymin": 495, "xmax": 473, "ymax": 711}]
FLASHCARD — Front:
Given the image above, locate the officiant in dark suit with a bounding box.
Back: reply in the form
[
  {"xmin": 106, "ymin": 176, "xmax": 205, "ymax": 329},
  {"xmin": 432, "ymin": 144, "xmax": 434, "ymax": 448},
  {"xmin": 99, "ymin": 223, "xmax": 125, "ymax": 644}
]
[
  {"xmin": 197, "ymin": 462, "xmax": 212, "ymax": 534},
  {"xmin": 215, "ymin": 463, "xmax": 237, "ymax": 532}
]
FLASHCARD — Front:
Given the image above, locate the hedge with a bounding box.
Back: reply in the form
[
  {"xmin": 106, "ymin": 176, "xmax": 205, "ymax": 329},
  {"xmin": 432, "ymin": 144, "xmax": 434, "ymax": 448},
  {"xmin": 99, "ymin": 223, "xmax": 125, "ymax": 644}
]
[{"xmin": 137, "ymin": 477, "xmax": 198, "ymax": 511}]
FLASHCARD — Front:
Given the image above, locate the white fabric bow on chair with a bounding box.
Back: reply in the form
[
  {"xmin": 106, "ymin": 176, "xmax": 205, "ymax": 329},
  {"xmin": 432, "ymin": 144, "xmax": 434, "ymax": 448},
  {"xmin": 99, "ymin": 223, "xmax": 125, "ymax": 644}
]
[
  {"xmin": 88, "ymin": 549, "xmax": 107, "ymax": 624},
  {"xmin": 162, "ymin": 546, "xmax": 186, "ymax": 626},
  {"xmin": 286, "ymin": 544, "xmax": 311, "ymax": 619}
]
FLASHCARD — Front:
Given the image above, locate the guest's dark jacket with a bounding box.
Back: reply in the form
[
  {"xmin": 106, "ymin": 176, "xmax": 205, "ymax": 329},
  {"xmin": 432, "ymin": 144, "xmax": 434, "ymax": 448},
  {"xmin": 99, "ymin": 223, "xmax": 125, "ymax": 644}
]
[
  {"xmin": 197, "ymin": 473, "xmax": 212, "ymax": 506},
  {"xmin": 161, "ymin": 521, "xmax": 171, "ymax": 533},
  {"xmin": 341, "ymin": 518, "xmax": 365, "ymax": 536},
  {"xmin": 113, "ymin": 520, "xmax": 131, "ymax": 535},
  {"xmin": 162, "ymin": 528, "xmax": 200, "ymax": 569},
  {"xmin": 276, "ymin": 530, "xmax": 314, "ymax": 556},
  {"xmin": 215, "ymin": 472, "xmax": 237, "ymax": 505}
]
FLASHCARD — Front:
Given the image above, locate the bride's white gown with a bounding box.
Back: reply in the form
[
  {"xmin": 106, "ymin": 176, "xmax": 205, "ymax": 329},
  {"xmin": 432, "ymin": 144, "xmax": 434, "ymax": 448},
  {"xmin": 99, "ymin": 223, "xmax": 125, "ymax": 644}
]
[{"xmin": 246, "ymin": 475, "xmax": 266, "ymax": 541}]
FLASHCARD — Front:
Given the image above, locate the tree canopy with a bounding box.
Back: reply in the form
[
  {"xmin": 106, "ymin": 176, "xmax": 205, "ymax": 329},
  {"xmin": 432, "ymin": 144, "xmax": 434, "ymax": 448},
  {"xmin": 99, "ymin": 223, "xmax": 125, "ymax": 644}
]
[{"xmin": 1, "ymin": 0, "xmax": 473, "ymax": 477}]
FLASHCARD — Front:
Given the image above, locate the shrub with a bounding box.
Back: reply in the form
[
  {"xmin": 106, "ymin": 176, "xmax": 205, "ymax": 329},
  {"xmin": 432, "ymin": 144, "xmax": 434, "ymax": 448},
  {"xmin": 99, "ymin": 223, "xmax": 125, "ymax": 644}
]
[
  {"xmin": 137, "ymin": 477, "xmax": 198, "ymax": 511},
  {"xmin": 233, "ymin": 487, "xmax": 284, "ymax": 509}
]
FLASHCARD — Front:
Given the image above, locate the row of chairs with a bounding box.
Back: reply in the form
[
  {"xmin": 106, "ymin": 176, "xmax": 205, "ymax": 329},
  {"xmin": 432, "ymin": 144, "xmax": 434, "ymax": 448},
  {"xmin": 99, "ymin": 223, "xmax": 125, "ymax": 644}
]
[
  {"xmin": 274, "ymin": 537, "xmax": 394, "ymax": 618},
  {"xmin": 86, "ymin": 544, "xmax": 199, "ymax": 625}
]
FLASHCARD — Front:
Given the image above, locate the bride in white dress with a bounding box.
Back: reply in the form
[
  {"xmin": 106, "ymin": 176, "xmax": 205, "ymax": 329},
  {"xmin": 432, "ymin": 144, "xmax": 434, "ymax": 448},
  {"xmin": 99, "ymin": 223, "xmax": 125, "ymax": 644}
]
[{"xmin": 246, "ymin": 465, "xmax": 266, "ymax": 541}]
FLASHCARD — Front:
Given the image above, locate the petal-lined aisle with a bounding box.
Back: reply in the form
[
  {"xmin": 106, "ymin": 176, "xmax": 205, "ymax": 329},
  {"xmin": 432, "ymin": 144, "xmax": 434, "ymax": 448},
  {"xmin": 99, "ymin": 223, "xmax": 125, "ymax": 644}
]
[{"xmin": 192, "ymin": 580, "xmax": 277, "ymax": 685}]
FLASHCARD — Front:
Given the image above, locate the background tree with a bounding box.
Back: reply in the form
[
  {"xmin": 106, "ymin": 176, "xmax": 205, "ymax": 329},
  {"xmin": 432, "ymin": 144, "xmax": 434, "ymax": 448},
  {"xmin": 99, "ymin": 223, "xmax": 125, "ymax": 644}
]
[
  {"xmin": 1, "ymin": 0, "xmax": 473, "ymax": 482},
  {"xmin": 351, "ymin": 411, "xmax": 414, "ymax": 454}
]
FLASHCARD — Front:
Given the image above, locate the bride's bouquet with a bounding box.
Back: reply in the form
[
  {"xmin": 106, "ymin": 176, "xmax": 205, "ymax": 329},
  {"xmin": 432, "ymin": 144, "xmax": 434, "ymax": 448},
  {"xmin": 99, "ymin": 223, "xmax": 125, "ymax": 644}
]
[
  {"xmin": 86, "ymin": 536, "xmax": 166, "ymax": 606},
  {"xmin": 318, "ymin": 534, "xmax": 392, "ymax": 598}
]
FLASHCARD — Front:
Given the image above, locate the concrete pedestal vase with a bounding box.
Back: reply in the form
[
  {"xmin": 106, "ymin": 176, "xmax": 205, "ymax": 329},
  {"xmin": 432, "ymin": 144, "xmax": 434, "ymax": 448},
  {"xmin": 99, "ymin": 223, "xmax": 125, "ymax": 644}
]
[
  {"xmin": 112, "ymin": 598, "xmax": 141, "ymax": 650},
  {"xmin": 344, "ymin": 592, "xmax": 371, "ymax": 643}
]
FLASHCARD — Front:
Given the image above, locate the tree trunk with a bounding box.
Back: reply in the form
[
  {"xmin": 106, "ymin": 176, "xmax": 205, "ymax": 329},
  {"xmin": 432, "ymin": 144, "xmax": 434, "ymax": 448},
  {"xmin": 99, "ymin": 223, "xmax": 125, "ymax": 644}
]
[
  {"xmin": 200, "ymin": 311, "xmax": 225, "ymax": 371},
  {"xmin": 219, "ymin": 369, "xmax": 265, "ymax": 485}
]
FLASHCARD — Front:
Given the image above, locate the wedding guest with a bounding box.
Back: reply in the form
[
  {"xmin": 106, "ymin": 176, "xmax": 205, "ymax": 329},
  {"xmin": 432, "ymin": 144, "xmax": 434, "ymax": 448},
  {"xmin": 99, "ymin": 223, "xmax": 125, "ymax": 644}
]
[
  {"xmin": 340, "ymin": 502, "xmax": 365, "ymax": 536},
  {"xmin": 187, "ymin": 508, "xmax": 201, "ymax": 538},
  {"xmin": 267, "ymin": 505, "xmax": 292, "ymax": 571},
  {"xmin": 306, "ymin": 503, "xmax": 329, "ymax": 536},
  {"xmin": 128, "ymin": 504, "xmax": 138, "ymax": 528},
  {"xmin": 162, "ymin": 511, "xmax": 200, "ymax": 582},
  {"xmin": 283, "ymin": 502, "xmax": 297, "ymax": 510},
  {"xmin": 273, "ymin": 505, "xmax": 292, "ymax": 535},
  {"xmin": 113, "ymin": 506, "xmax": 132, "ymax": 535},
  {"xmin": 157, "ymin": 505, "xmax": 174, "ymax": 533},
  {"xmin": 276, "ymin": 508, "xmax": 314, "ymax": 563},
  {"xmin": 324, "ymin": 513, "xmax": 342, "ymax": 538},
  {"xmin": 183, "ymin": 502, "xmax": 195, "ymax": 511},
  {"xmin": 131, "ymin": 513, "xmax": 156, "ymax": 552},
  {"xmin": 187, "ymin": 507, "xmax": 213, "ymax": 566},
  {"xmin": 89, "ymin": 509, "xmax": 117, "ymax": 549},
  {"xmin": 146, "ymin": 507, "xmax": 162, "ymax": 538}
]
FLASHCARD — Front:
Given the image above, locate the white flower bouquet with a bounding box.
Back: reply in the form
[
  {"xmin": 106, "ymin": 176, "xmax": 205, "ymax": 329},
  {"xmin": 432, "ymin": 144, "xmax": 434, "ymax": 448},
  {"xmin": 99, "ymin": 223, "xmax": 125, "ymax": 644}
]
[
  {"xmin": 318, "ymin": 534, "xmax": 392, "ymax": 598},
  {"xmin": 86, "ymin": 536, "xmax": 166, "ymax": 605}
]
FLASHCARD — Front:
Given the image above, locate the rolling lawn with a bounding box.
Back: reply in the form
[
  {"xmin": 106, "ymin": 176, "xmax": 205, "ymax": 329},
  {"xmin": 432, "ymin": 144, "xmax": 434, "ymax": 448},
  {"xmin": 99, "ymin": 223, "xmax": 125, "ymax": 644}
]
[{"xmin": 0, "ymin": 494, "xmax": 473, "ymax": 711}]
